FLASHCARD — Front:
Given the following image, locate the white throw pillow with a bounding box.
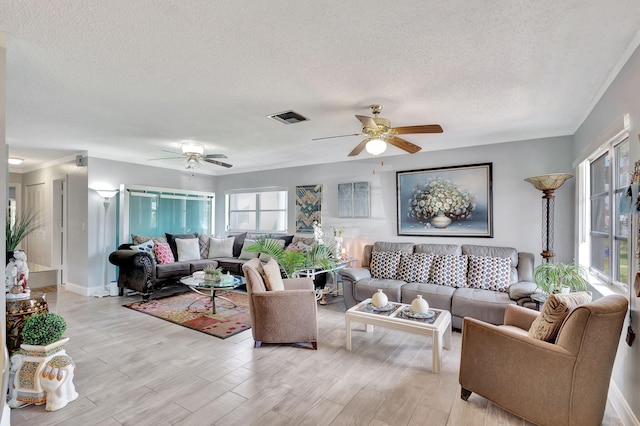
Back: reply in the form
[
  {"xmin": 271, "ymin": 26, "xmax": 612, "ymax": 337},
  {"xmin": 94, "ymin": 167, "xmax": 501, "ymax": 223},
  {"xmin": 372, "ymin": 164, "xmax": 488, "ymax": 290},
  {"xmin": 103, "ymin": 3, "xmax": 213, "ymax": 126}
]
[
  {"xmin": 261, "ymin": 258, "xmax": 285, "ymax": 291},
  {"xmin": 238, "ymin": 239, "xmax": 260, "ymax": 260},
  {"xmin": 207, "ymin": 237, "xmax": 235, "ymax": 258},
  {"xmin": 175, "ymin": 238, "xmax": 201, "ymax": 261}
]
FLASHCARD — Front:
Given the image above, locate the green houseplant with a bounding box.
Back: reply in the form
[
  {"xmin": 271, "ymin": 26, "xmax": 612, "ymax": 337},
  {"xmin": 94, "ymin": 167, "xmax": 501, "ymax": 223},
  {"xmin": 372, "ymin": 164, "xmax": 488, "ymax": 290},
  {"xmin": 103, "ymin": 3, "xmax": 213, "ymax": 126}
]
[
  {"xmin": 533, "ymin": 262, "xmax": 590, "ymax": 295},
  {"xmin": 246, "ymin": 238, "xmax": 337, "ymax": 278},
  {"xmin": 204, "ymin": 265, "xmax": 223, "ymax": 282},
  {"xmin": 6, "ymin": 210, "xmax": 42, "ymax": 264},
  {"xmin": 22, "ymin": 312, "xmax": 67, "ymax": 346}
]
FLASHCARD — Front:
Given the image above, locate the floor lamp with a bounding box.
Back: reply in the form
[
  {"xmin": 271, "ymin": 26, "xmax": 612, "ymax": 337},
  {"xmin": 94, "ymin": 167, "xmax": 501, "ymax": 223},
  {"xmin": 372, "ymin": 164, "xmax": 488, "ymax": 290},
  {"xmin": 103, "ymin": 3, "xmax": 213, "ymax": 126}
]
[
  {"xmin": 524, "ymin": 173, "xmax": 573, "ymax": 262},
  {"xmin": 95, "ymin": 189, "xmax": 118, "ymax": 297}
]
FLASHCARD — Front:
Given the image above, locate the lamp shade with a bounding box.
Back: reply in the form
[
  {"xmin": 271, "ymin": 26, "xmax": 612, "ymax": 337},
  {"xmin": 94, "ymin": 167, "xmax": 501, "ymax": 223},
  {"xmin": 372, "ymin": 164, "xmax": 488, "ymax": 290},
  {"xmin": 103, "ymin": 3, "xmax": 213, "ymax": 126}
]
[
  {"xmin": 95, "ymin": 189, "xmax": 118, "ymax": 199},
  {"xmin": 524, "ymin": 173, "xmax": 573, "ymax": 191},
  {"xmin": 365, "ymin": 138, "xmax": 387, "ymax": 155}
]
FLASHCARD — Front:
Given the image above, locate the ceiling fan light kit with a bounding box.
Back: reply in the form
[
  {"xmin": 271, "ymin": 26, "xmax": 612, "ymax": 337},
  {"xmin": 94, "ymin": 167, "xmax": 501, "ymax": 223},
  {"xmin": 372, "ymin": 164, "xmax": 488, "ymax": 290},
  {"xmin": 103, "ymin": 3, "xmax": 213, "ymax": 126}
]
[
  {"xmin": 314, "ymin": 104, "xmax": 443, "ymax": 157},
  {"xmin": 181, "ymin": 141, "xmax": 204, "ymax": 155},
  {"xmin": 365, "ymin": 138, "xmax": 387, "ymax": 155}
]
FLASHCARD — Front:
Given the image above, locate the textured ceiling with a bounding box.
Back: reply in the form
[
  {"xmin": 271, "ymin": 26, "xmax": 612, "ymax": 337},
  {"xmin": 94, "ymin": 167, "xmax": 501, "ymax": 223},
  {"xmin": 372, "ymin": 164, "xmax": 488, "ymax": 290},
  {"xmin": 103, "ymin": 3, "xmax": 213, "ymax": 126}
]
[{"xmin": 2, "ymin": 1, "xmax": 640, "ymax": 175}]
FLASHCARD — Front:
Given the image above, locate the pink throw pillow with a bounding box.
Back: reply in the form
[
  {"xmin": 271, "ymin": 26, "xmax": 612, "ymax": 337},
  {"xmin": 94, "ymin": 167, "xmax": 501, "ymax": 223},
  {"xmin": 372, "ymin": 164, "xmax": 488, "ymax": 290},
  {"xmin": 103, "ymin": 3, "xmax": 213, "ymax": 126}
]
[{"xmin": 155, "ymin": 242, "xmax": 175, "ymax": 264}]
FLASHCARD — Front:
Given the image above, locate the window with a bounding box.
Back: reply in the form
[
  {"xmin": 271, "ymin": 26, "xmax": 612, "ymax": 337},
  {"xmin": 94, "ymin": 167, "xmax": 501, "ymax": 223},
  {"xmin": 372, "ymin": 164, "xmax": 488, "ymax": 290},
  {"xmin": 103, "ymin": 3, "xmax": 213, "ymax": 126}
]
[
  {"xmin": 227, "ymin": 190, "xmax": 287, "ymax": 233},
  {"xmin": 588, "ymin": 137, "xmax": 629, "ymax": 286}
]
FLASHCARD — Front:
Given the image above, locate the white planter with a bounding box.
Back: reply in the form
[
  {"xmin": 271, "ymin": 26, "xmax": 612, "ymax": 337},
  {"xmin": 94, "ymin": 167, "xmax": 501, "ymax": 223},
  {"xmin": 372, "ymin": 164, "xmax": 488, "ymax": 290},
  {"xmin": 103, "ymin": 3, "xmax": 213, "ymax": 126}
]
[{"xmin": 8, "ymin": 337, "xmax": 78, "ymax": 411}]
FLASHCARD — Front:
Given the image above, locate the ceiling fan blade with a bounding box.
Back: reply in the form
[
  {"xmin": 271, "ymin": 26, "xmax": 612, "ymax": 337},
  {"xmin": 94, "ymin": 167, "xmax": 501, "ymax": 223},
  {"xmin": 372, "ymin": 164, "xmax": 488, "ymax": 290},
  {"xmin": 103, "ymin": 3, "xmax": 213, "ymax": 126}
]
[
  {"xmin": 147, "ymin": 156, "xmax": 184, "ymax": 161},
  {"xmin": 355, "ymin": 115, "xmax": 378, "ymax": 129},
  {"xmin": 348, "ymin": 139, "xmax": 369, "ymax": 157},
  {"xmin": 312, "ymin": 133, "xmax": 362, "ymax": 141},
  {"xmin": 203, "ymin": 154, "xmax": 228, "ymax": 159},
  {"xmin": 392, "ymin": 124, "xmax": 443, "ymax": 134},
  {"xmin": 387, "ymin": 136, "xmax": 422, "ymax": 154},
  {"xmin": 161, "ymin": 149, "xmax": 183, "ymax": 155},
  {"xmin": 204, "ymin": 158, "xmax": 233, "ymax": 168}
]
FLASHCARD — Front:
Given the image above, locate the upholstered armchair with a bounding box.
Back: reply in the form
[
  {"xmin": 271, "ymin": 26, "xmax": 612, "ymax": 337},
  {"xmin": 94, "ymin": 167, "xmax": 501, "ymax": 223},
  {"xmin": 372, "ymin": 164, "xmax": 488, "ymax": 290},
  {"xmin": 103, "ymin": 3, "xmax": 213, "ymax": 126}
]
[
  {"xmin": 241, "ymin": 258, "xmax": 318, "ymax": 349},
  {"xmin": 459, "ymin": 295, "xmax": 627, "ymax": 426}
]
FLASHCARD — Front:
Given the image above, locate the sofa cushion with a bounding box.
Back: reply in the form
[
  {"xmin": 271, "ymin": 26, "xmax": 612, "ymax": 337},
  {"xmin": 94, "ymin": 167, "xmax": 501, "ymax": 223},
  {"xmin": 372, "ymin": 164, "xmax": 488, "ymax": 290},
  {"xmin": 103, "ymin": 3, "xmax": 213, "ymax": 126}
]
[
  {"xmin": 262, "ymin": 258, "xmax": 285, "ymax": 291},
  {"xmin": 208, "ymin": 237, "xmax": 235, "ymax": 258},
  {"xmin": 401, "ymin": 282, "xmax": 455, "ymax": 312},
  {"xmin": 188, "ymin": 259, "xmax": 218, "ymax": 274},
  {"xmin": 166, "ymin": 233, "xmax": 197, "ymax": 261},
  {"xmin": 431, "ymin": 254, "xmax": 468, "ymax": 287},
  {"xmin": 175, "ymin": 238, "xmax": 201, "ymax": 261},
  {"xmin": 354, "ymin": 278, "xmax": 404, "ymax": 303},
  {"xmin": 462, "ymin": 245, "xmax": 519, "ymax": 284},
  {"xmin": 131, "ymin": 234, "xmax": 167, "ymax": 245},
  {"xmin": 452, "ymin": 287, "xmax": 516, "ymax": 325},
  {"xmin": 214, "ymin": 257, "xmax": 248, "ymax": 275},
  {"xmin": 373, "ymin": 241, "xmax": 415, "ymax": 253},
  {"xmin": 130, "ymin": 239, "xmax": 155, "ymax": 253},
  {"xmin": 155, "ymin": 242, "xmax": 175, "ymax": 264},
  {"xmin": 414, "ymin": 243, "xmax": 461, "ymax": 256},
  {"xmin": 232, "ymin": 232, "xmax": 248, "ymax": 257},
  {"xmin": 370, "ymin": 251, "xmax": 402, "ymax": 279},
  {"xmin": 397, "ymin": 252, "xmax": 433, "ymax": 283},
  {"xmin": 528, "ymin": 291, "xmax": 593, "ymax": 342},
  {"xmin": 508, "ymin": 281, "xmax": 538, "ymax": 300},
  {"xmin": 239, "ymin": 239, "xmax": 260, "ymax": 260},
  {"xmin": 155, "ymin": 261, "xmax": 190, "ymax": 278},
  {"xmin": 467, "ymin": 255, "xmax": 512, "ymax": 292}
]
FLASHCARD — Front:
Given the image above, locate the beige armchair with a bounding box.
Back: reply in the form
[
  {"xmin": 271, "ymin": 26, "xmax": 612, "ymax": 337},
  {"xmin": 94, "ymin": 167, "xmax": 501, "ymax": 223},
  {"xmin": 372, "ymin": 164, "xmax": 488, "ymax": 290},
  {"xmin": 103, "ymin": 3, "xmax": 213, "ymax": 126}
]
[
  {"xmin": 459, "ymin": 295, "xmax": 627, "ymax": 426},
  {"xmin": 242, "ymin": 258, "xmax": 318, "ymax": 349}
]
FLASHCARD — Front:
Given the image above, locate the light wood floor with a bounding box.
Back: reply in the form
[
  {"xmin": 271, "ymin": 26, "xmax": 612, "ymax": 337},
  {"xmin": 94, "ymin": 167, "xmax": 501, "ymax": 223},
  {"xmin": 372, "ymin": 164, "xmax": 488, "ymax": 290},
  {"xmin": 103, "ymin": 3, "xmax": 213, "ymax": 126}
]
[{"xmin": 10, "ymin": 287, "xmax": 623, "ymax": 426}]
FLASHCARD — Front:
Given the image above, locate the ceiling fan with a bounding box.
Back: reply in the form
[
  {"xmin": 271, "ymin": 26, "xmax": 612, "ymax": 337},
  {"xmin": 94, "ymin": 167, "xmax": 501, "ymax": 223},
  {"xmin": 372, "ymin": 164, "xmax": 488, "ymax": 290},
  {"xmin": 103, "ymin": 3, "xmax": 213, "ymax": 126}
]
[
  {"xmin": 313, "ymin": 104, "xmax": 443, "ymax": 156},
  {"xmin": 148, "ymin": 142, "xmax": 232, "ymax": 169}
]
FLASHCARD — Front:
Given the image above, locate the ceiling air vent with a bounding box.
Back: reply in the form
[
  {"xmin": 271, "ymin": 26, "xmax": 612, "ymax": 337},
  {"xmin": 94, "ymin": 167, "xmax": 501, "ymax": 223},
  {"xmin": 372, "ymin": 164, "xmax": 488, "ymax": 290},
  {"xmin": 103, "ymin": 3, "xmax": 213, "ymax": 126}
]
[{"xmin": 268, "ymin": 110, "xmax": 309, "ymax": 125}]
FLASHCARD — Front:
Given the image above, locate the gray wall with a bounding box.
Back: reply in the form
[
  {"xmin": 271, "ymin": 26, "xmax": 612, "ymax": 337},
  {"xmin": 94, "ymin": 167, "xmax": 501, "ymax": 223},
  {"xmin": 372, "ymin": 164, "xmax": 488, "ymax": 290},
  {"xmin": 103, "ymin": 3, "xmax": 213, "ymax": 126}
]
[
  {"xmin": 573, "ymin": 43, "xmax": 640, "ymax": 422},
  {"xmin": 215, "ymin": 136, "xmax": 575, "ymax": 266},
  {"xmin": 88, "ymin": 158, "xmax": 215, "ymax": 293}
]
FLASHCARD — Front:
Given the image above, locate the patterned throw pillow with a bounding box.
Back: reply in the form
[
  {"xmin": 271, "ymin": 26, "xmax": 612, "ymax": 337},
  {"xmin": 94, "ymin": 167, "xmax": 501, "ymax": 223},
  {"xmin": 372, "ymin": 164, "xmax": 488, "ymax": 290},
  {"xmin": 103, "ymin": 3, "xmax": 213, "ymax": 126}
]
[
  {"xmin": 397, "ymin": 253, "xmax": 433, "ymax": 283},
  {"xmin": 369, "ymin": 251, "xmax": 402, "ymax": 279},
  {"xmin": 154, "ymin": 242, "xmax": 175, "ymax": 264},
  {"xmin": 528, "ymin": 291, "xmax": 592, "ymax": 342},
  {"xmin": 131, "ymin": 234, "xmax": 166, "ymax": 245},
  {"xmin": 467, "ymin": 255, "xmax": 512, "ymax": 292},
  {"xmin": 197, "ymin": 233, "xmax": 212, "ymax": 258},
  {"xmin": 431, "ymin": 254, "xmax": 469, "ymax": 287},
  {"xmin": 130, "ymin": 239, "xmax": 155, "ymax": 254}
]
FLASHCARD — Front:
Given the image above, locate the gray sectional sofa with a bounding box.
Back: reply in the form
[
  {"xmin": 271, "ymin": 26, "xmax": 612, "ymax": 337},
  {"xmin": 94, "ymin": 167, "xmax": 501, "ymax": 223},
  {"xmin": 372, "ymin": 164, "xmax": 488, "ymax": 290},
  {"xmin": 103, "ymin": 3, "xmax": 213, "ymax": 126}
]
[{"xmin": 339, "ymin": 242, "xmax": 538, "ymax": 329}]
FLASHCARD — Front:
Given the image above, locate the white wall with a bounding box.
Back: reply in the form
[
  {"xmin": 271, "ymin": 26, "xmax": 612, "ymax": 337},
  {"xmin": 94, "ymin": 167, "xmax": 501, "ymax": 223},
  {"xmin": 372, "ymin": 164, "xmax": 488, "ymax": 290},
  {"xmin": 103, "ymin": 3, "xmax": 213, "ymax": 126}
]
[
  {"xmin": 88, "ymin": 158, "xmax": 215, "ymax": 294},
  {"xmin": 573, "ymin": 43, "xmax": 640, "ymax": 424},
  {"xmin": 215, "ymin": 136, "xmax": 575, "ymax": 266},
  {"xmin": 21, "ymin": 159, "xmax": 89, "ymax": 292}
]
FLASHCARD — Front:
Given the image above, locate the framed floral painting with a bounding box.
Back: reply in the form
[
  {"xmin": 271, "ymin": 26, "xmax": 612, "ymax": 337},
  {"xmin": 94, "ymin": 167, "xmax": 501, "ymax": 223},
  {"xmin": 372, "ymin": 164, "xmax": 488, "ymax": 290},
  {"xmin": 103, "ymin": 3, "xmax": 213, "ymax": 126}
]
[{"xmin": 396, "ymin": 163, "xmax": 493, "ymax": 237}]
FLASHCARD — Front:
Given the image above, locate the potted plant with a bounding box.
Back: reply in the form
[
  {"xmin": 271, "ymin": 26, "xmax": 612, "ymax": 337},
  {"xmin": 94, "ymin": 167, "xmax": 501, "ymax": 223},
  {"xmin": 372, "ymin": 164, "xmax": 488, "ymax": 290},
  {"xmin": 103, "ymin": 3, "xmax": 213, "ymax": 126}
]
[
  {"xmin": 5, "ymin": 210, "xmax": 41, "ymax": 264},
  {"xmin": 204, "ymin": 265, "xmax": 223, "ymax": 283},
  {"xmin": 9, "ymin": 312, "xmax": 78, "ymax": 411},
  {"xmin": 246, "ymin": 238, "xmax": 337, "ymax": 278},
  {"xmin": 533, "ymin": 262, "xmax": 590, "ymax": 295}
]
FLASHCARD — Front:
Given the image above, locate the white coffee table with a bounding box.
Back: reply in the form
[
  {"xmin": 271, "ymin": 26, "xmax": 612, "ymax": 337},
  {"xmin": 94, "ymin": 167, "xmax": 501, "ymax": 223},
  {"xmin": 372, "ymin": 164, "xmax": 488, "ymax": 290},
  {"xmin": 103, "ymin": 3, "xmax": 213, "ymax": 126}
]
[{"xmin": 345, "ymin": 298, "xmax": 452, "ymax": 373}]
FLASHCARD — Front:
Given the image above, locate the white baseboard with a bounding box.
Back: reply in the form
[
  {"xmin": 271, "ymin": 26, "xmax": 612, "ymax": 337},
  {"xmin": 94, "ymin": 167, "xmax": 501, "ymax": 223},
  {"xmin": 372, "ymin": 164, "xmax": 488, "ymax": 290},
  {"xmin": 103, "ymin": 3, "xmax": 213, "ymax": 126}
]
[
  {"xmin": 63, "ymin": 282, "xmax": 91, "ymax": 296},
  {"xmin": 610, "ymin": 380, "xmax": 640, "ymax": 426},
  {"xmin": 0, "ymin": 404, "xmax": 10, "ymax": 426}
]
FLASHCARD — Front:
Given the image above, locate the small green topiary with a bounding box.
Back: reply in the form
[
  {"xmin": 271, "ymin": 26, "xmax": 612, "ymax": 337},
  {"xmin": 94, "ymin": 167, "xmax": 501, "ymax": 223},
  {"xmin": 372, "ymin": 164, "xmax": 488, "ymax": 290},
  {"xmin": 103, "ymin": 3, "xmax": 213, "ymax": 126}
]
[{"xmin": 22, "ymin": 313, "xmax": 67, "ymax": 346}]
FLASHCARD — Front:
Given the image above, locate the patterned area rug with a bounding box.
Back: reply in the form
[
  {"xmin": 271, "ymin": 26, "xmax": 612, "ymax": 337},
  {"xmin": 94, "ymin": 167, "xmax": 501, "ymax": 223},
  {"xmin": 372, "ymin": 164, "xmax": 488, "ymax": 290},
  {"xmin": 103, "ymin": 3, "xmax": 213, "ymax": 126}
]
[{"xmin": 123, "ymin": 291, "xmax": 251, "ymax": 339}]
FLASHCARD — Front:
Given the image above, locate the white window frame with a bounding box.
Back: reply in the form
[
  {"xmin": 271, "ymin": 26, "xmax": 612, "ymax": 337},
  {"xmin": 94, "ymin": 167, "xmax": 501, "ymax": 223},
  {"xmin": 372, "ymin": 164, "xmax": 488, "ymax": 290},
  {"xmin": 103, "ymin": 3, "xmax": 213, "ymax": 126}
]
[
  {"xmin": 581, "ymin": 134, "xmax": 630, "ymax": 288},
  {"xmin": 225, "ymin": 189, "xmax": 288, "ymax": 233}
]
